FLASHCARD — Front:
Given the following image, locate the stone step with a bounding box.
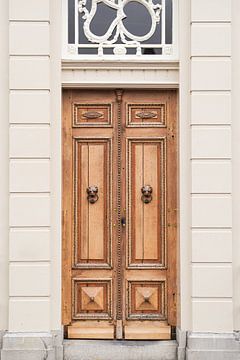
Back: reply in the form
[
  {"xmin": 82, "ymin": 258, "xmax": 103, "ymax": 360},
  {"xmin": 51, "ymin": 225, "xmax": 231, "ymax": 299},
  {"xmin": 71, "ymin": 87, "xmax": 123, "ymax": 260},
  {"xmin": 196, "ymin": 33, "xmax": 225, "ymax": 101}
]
[{"xmin": 64, "ymin": 339, "xmax": 178, "ymax": 360}]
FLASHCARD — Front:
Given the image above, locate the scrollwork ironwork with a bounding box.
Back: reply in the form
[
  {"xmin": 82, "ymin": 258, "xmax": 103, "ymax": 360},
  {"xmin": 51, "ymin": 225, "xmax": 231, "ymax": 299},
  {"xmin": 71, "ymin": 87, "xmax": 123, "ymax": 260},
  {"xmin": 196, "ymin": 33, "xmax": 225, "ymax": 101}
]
[{"xmin": 78, "ymin": 0, "xmax": 162, "ymax": 55}]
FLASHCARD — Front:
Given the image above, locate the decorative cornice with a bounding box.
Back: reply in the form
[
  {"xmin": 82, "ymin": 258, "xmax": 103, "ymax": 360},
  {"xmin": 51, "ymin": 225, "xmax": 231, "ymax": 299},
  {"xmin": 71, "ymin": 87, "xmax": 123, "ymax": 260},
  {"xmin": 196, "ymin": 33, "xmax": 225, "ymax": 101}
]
[
  {"xmin": 61, "ymin": 59, "xmax": 179, "ymax": 71},
  {"xmin": 61, "ymin": 60, "xmax": 179, "ymax": 88}
]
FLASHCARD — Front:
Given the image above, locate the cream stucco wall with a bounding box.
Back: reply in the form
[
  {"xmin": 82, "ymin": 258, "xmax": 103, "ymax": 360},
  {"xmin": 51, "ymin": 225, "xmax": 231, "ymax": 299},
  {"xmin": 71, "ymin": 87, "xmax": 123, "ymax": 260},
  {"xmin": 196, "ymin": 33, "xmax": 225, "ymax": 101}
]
[
  {"xmin": 190, "ymin": 0, "xmax": 233, "ymax": 332},
  {"xmin": 232, "ymin": 0, "xmax": 240, "ymax": 331},
  {"xmin": 0, "ymin": 0, "xmax": 239, "ymax": 336},
  {"xmin": 7, "ymin": 0, "xmax": 62, "ymax": 332},
  {"xmin": 0, "ymin": 0, "xmax": 9, "ymax": 332}
]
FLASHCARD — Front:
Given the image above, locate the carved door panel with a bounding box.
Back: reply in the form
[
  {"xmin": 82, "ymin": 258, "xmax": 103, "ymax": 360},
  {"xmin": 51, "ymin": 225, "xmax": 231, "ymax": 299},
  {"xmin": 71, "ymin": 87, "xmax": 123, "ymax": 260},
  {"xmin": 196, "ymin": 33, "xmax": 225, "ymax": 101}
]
[{"xmin": 62, "ymin": 89, "xmax": 177, "ymax": 339}]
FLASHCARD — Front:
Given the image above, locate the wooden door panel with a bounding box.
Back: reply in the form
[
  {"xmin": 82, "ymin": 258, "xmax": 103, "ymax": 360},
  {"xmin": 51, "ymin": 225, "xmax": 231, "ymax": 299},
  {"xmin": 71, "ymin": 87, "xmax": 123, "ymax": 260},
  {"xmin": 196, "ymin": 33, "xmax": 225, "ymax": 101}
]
[
  {"xmin": 73, "ymin": 103, "xmax": 112, "ymax": 127},
  {"xmin": 68, "ymin": 321, "xmax": 114, "ymax": 339},
  {"xmin": 74, "ymin": 138, "xmax": 112, "ymax": 268},
  {"xmin": 143, "ymin": 143, "xmax": 159, "ymax": 262},
  {"xmin": 123, "ymin": 90, "xmax": 176, "ymax": 339},
  {"xmin": 72, "ymin": 279, "xmax": 112, "ymax": 320},
  {"xmin": 124, "ymin": 321, "xmax": 171, "ymax": 340},
  {"xmin": 127, "ymin": 103, "xmax": 166, "ymax": 127},
  {"xmin": 127, "ymin": 139, "xmax": 166, "ymax": 267},
  {"xmin": 127, "ymin": 281, "xmax": 166, "ymax": 320}
]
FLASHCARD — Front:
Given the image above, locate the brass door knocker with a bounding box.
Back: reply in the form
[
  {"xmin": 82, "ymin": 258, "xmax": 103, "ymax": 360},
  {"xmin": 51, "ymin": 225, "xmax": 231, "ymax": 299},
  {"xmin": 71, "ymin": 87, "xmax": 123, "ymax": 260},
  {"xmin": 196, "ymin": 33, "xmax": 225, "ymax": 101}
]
[
  {"xmin": 141, "ymin": 185, "xmax": 153, "ymax": 204},
  {"xmin": 87, "ymin": 185, "xmax": 99, "ymax": 204}
]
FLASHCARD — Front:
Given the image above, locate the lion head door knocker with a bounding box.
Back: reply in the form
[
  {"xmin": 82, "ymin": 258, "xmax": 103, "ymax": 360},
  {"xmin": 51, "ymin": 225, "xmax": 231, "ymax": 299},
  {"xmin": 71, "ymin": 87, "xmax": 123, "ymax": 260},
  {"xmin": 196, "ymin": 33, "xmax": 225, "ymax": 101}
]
[
  {"xmin": 87, "ymin": 185, "xmax": 99, "ymax": 204},
  {"xmin": 141, "ymin": 185, "xmax": 153, "ymax": 204}
]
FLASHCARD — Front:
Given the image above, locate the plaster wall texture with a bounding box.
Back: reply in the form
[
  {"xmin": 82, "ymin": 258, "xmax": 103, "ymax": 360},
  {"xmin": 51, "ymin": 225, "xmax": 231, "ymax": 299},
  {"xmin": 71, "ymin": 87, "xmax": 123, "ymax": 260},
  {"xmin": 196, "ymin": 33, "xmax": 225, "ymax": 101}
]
[
  {"xmin": 190, "ymin": 0, "xmax": 233, "ymax": 333},
  {"xmin": 0, "ymin": 0, "xmax": 239, "ymax": 346},
  {"xmin": 8, "ymin": 0, "xmax": 52, "ymax": 332},
  {"xmin": 7, "ymin": 0, "xmax": 62, "ymax": 333}
]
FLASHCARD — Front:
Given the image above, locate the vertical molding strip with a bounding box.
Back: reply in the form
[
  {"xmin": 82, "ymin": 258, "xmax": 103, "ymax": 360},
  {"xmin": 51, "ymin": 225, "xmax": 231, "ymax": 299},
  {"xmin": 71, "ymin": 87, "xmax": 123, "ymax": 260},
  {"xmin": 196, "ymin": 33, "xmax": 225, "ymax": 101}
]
[{"xmin": 115, "ymin": 90, "xmax": 123, "ymax": 339}]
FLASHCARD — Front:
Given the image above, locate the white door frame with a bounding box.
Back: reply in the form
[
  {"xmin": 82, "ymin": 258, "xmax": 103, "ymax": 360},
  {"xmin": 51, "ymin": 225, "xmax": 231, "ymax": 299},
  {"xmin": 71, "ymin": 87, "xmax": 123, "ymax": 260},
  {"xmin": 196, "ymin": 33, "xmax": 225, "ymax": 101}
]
[{"xmin": 59, "ymin": 59, "xmax": 192, "ymax": 331}]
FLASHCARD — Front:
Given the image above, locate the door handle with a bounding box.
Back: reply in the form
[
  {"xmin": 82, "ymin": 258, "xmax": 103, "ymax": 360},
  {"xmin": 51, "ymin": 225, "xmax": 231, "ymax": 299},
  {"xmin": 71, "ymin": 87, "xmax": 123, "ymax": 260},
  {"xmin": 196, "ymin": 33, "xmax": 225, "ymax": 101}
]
[
  {"xmin": 141, "ymin": 185, "xmax": 153, "ymax": 204},
  {"xmin": 86, "ymin": 185, "xmax": 99, "ymax": 204},
  {"xmin": 121, "ymin": 217, "xmax": 126, "ymax": 227}
]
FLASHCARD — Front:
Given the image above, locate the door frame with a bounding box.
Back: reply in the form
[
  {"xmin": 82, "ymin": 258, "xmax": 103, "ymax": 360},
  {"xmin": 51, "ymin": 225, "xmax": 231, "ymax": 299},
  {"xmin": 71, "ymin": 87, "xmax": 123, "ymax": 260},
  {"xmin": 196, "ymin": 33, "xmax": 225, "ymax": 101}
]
[{"xmin": 62, "ymin": 85, "xmax": 180, "ymax": 338}]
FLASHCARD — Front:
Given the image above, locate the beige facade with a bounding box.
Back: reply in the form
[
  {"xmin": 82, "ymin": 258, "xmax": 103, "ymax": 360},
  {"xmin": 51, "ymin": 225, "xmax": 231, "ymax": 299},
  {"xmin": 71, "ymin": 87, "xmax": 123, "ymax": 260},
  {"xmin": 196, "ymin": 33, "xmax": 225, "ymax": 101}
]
[{"xmin": 1, "ymin": 0, "xmax": 240, "ymax": 358}]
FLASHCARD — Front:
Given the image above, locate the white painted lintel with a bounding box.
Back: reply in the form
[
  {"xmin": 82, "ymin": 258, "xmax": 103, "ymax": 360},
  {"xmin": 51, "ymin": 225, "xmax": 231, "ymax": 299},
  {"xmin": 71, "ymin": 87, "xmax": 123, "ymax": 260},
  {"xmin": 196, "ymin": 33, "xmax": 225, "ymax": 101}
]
[{"xmin": 62, "ymin": 60, "xmax": 179, "ymax": 88}]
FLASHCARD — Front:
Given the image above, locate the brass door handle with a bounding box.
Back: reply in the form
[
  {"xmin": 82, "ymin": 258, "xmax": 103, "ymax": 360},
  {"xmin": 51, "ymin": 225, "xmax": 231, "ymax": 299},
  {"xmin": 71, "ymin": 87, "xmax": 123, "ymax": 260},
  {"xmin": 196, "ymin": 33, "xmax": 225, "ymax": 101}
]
[
  {"xmin": 141, "ymin": 185, "xmax": 153, "ymax": 204},
  {"xmin": 87, "ymin": 185, "xmax": 99, "ymax": 204}
]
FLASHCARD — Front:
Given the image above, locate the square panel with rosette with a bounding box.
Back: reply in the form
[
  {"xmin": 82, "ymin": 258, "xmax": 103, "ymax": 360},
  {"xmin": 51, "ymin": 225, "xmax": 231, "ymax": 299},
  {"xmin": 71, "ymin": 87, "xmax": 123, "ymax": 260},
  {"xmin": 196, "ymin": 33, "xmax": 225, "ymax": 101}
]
[
  {"xmin": 127, "ymin": 281, "xmax": 167, "ymax": 320},
  {"xmin": 73, "ymin": 279, "xmax": 112, "ymax": 320}
]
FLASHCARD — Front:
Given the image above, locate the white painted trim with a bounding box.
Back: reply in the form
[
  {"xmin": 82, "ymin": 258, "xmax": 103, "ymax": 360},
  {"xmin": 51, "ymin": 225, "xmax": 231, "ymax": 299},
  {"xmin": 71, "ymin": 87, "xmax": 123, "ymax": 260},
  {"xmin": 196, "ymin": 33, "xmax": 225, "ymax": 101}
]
[
  {"xmin": 178, "ymin": 0, "xmax": 192, "ymax": 331},
  {"xmin": 232, "ymin": 0, "xmax": 240, "ymax": 331},
  {"xmin": 50, "ymin": 0, "xmax": 62, "ymax": 331},
  {"xmin": 172, "ymin": 0, "xmax": 179, "ymax": 59},
  {"xmin": 62, "ymin": 60, "xmax": 179, "ymax": 67},
  {"xmin": 62, "ymin": 0, "xmax": 69, "ymax": 59},
  {"xmin": 0, "ymin": 0, "xmax": 9, "ymax": 331},
  {"xmin": 74, "ymin": 0, "xmax": 79, "ymax": 49},
  {"xmin": 162, "ymin": 0, "xmax": 166, "ymax": 46},
  {"xmin": 61, "ymin": 60, "xmax": 179, "ymax": 88}
]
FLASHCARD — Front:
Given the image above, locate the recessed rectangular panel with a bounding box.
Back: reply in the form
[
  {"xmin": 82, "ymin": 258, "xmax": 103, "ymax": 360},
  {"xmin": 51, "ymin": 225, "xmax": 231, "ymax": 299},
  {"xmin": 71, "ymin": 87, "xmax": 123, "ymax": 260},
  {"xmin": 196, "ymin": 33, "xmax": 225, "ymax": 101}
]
[
  {"xmin": 73, "ymin": 279, "xmax": 112, "ymax": 320},
  {"xmin": 73, "ymin": 104, "xmax": 112, "ymax": 127},
  {"xmin": 143, "ymin": 144, "xmax": 159, "ymax": 261},
  {"xmin": 74, "ymin": 138, "xmax": 112, "ymax": 268},
  {"xmin": 127, "ymin": 139, "xmax": 166, "ymax": 268},
  {"xmin": 127, "ymin": 104, "xmax": 166, "ymax": 127},
  {"xmin": 68, "ymin": 322, "xmax": 114, "ymax": 339},
  {"xmin": 127, "ymin": 281, "xmax": 166, "ymax": 320},
  {"xmin": 124, "ymin": 322, "xmax": 171, "ymax": 340}
]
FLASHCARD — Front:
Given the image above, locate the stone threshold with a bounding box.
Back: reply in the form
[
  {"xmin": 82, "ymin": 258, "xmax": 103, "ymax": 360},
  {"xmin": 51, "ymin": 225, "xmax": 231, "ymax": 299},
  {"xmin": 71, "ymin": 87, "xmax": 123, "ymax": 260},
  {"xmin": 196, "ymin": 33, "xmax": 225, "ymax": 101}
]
[
  {"xmin": 64, "ymin": 339, "xmax": 178, "ymax": 360},
  {"xmin": 2, "ymin": 330, "xmax": 240, "ymax": 360}
]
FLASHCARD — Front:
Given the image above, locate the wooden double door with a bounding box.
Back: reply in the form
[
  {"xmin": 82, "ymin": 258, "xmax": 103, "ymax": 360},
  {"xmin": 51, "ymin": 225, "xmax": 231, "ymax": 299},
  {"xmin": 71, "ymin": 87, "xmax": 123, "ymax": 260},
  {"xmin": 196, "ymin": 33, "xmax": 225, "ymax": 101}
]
[{"xmin": 62, "ymin": 89, "xmax": 177, "ymax": 339}]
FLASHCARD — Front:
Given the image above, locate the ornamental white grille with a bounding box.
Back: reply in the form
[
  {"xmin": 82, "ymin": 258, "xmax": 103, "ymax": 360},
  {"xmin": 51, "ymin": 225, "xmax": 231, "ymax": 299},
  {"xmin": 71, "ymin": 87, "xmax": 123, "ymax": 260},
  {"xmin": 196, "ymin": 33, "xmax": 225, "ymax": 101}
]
[{"xmin": 63, "ymin": 0, "xmax": 178, "ymax": 59}]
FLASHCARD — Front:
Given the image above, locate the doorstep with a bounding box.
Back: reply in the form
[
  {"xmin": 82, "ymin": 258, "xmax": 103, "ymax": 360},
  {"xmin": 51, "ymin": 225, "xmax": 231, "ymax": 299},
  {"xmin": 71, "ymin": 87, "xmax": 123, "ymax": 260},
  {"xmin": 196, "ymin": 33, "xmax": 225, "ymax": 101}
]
[{"xmin": 64, "ymin": 339, "xmax": 178, "ymax": 360}]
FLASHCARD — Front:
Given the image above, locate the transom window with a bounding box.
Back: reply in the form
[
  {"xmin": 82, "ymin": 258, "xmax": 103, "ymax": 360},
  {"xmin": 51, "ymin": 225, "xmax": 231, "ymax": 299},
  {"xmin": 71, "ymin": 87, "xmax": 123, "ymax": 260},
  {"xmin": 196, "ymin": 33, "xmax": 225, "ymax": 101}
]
[{"xmin": 63, "ymin": 0, "xmax": 177, "ymax": 59}]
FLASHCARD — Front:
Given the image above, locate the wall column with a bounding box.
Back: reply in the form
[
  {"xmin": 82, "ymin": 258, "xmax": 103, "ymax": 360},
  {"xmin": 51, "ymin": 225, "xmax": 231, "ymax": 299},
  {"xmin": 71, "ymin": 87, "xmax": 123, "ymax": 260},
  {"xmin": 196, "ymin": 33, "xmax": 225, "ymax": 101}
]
[
  {"xmin": 0, "ymin": 0, "xmax": 9, "ymax": 341},
  {"xmin": 232, "ymin": 0, "xmax": 240, "ymax": 331},
  {"xmin": 186, "ymin": 0, "xmax": 240, "ymax": 358},
  {"xmin": 1, "ymin": 0, "xmax": 62, "ymax": 358}
]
